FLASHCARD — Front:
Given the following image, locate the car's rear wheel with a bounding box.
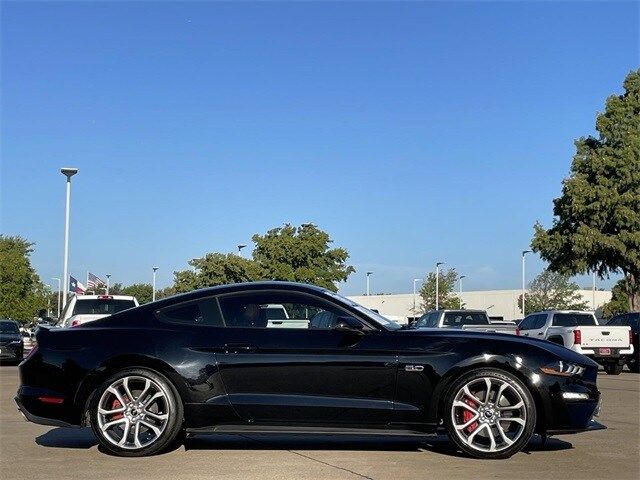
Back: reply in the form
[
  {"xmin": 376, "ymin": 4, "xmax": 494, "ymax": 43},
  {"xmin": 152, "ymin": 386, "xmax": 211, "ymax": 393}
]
[
  {"xmin": 603, "ymin": 363, "xmax": 624, "ymax": 375},
  {"xmin": 90, "ymin": 368, "xmax": 184, "ymax": 457},
  {"xmin": 628, "ymin": 359, "xmax": 639, "ymax": 373},
  {"xmin": 443, "ymin": 368, "xmax": 536, "ymax": 459}
]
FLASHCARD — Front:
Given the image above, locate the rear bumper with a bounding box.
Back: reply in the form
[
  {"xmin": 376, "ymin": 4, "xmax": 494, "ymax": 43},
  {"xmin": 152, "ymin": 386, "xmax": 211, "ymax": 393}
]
[
  {"xmin": 14, "ymin": 395, "xmax": 76, "ymax": 428},
  {"xmin": 14, "ymin": 386, "xmax": 80, "ymax": 427}
]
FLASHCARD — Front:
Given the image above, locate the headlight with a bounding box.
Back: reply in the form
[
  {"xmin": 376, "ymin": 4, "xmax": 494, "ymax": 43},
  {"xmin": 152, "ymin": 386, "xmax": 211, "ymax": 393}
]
[{"xmin": 540, "ymin": 361, "xmax": 585, "ymax": 377}]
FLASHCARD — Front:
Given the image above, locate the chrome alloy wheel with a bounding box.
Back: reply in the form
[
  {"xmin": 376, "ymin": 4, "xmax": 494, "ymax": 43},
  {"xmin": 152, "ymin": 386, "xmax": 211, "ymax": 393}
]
[
  {"xmin": 450, "ymin": 376, "xmax": 527, "ymax": 453},
  {"xmin": 97, "ymin": 375, "xmax": 170, "ymax": 450}
]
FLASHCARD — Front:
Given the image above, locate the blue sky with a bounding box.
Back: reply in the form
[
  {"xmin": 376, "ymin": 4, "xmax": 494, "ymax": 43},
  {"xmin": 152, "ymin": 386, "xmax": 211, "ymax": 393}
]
[{"xmin": 2, "ymin": 1, "xmax": 638, "ymax": 295}]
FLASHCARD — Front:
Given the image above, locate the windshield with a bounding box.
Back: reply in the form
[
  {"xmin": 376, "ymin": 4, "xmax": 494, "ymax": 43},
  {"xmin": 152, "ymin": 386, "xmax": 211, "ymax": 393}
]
[
  {"xmin": 324, "ymin": 291, "xmax": 402, "ymax": 330},
  {"xmin": 443, "ymin": 312, "xmax": 489, "ymax": 326},
  {"xmin": 552, "ymin": 313, "xmax": 597, "ymax": 327},
  {"xmin": 73, "ymin": 299, "xmax": 136, "ymax": 316},
  {"xmin": 0, "ymin": 321, "xmax": 20, "ymax": 334}
]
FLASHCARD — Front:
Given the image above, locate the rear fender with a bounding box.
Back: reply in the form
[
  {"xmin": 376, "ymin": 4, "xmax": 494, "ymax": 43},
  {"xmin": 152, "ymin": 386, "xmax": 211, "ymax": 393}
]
[{"xmin": 74, "ymin": 354, "xmax": 190, "ymax": 425}]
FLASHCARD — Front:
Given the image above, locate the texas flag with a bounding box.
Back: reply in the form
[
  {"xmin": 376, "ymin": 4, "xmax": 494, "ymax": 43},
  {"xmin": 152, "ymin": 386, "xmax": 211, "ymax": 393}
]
[{"xmin": 69, "ymin": 276, "xmax": 86, "ymax": 295}]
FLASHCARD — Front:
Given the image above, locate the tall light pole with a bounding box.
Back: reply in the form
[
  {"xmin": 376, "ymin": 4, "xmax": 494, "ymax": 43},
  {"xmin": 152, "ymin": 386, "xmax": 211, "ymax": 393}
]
[
  {"xmin": 52, "ymin": 277, "xmax": 61, "ymax": 318},
  {"xmin": 522, "ymin": 250, "xmax": 531, "ymax": 316},
  {"xmin": 435, "ymin": 262, "xmax": 444, "ymax": 310},
  {"xmin": 459, "ymin": 275, "xmax": 466, "ymax": 309},
  {"xmin": 366, "ymin": 272, "xmax": 373, "ymax": 296},
  {"xmin": 592, "ymin": 271, "xmax": 596, "ymax": 310},
  {"xmin": 61, "ymin": 167, "xmax": 78, "ymax": 309},
  {"xmin": 237, "ymin": 244, "xmax": 247, "ymax": 256},
  {"xmin": 44, "ymin": 284, "xmax": 51, "ymax": 317},
  {"xmin": 152, "ymin": 267, "xmax": 159, "ymax": 301},
  {"xmin": 106, "ymin": 274, "xmax": 111, "ymax": 295},
  {"xmin": 413, "ymin": 278, "xmax": 422, "ymax": 313}
]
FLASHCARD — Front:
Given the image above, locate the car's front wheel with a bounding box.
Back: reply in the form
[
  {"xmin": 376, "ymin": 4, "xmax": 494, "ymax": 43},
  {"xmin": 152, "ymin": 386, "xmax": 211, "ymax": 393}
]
[
  {"xmin": 90, "ymin": 368, "xmax": 184, "ymax": 457},
  {"xmin": 443, "ymin": 368, "xmax": 536, "ymax": 459}
]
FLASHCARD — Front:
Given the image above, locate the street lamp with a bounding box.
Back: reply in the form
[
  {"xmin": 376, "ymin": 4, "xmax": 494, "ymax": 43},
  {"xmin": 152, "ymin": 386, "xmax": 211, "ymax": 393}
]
[
  {"xmin": 435, "ymin": 262, "xmax": 444, "ymax": 310},
  {"xmin": 413, "ymin": 278, "xmax": 422, "ymax": 313},
  {"xmin": 237, "ymin": 244, "xmax": 247, "ymax": 255},
  {"xmin": 459, "ymin": 275, "xmax": 466, "ymax": 309},
  {"xmin": 52, "ymin": 277, "xmax": 61, "ymax": 318},
  {"xmin": 366, "ymin": 272, "xmax": 373, "ymax": 296},
  {"xmin": 152, "ymin": 267, "xmax": 159, "ymax": 302},
  {"xmin": 60, "ymin": 167, "xmax": 78, "ymax": 309},
  {"xmin": 44, "ymin": 284, "xmax": 51, "ymax": 317},
  {"xmin": 106, "ymin": 274, "xmax": 111, "ymax": 295},
  {"xmin": 522, "ymin": 250, "xmax": 531, "ymax": 316}
]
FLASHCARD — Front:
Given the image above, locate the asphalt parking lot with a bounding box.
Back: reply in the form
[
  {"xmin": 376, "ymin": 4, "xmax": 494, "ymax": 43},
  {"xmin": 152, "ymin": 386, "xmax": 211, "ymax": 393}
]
[{"xmin": 0, "ymin": 366, "xmax": 638, "ymax": 480}]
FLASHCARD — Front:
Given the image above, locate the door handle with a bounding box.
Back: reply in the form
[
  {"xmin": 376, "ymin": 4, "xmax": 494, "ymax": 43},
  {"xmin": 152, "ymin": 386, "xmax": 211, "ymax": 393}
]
[{"xmin": 224, "ymin": 343, "xmax": 258, "ymax": 354}]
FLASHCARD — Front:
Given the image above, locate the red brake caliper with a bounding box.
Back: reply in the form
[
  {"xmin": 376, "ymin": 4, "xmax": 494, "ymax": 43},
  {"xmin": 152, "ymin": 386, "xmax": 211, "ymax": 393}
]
[
  {"xmin": 462, "ymin": 398, "xmax": 478, "ymax": 433},
  {"xmin": 109, "ymin": 398, "xmax": 124, "ymax": 421}
]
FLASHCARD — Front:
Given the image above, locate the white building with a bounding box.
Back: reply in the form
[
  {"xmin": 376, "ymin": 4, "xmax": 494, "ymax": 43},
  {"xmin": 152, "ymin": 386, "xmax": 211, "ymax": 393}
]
[{"xmin": 347, "ymin": 289, "xmax": 612, "ymax": 324}]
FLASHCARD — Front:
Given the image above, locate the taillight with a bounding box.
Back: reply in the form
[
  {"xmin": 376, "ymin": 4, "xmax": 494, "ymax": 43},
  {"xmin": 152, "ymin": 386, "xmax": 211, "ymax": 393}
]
[
  {"xmin": 573, "ymin": 330, "xmax": 581, "ymax": 344},
  {"xmin": 630, "ymin": 329, "xmax": 634, "ymax": 345},
  {"xmin": 71, "ymin": 319, "xmax": 80, "ymax": 327},
  {"xmin": 37, "ymin": 396, "xmax": 64, "ymax": 404},
  {"xmin": 515, "ymin": 328, "xmax": 521, "ymax": 336}
]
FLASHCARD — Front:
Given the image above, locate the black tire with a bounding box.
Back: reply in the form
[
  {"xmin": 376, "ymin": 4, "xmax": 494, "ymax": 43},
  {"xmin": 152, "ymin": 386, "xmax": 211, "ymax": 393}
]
[
  {"xmin": 603, "ymin": 363, "xmax": 624, "ymax": 375},
  {"xmin": 443, "ymin": 368, "xmax": 536, "ymax": 459},
  {"xmin": 627, "ymin": 359, "xmax": 639, "ymax": 373},
  {"xmin": 89, "ymin": 368, "xmax": 184, "ymax": 457}
]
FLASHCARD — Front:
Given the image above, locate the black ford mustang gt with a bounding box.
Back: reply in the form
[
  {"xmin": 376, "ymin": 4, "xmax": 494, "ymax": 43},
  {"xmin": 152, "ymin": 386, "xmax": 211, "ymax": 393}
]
[{"xmin": 16, "ymin": 282, "xmax": 603, "ymax": 459}]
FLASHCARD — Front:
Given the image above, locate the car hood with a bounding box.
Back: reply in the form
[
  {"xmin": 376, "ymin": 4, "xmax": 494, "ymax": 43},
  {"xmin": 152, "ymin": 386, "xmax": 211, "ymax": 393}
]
[
  {"xmin": 0, "ymin": 333, "xmax": 22, "ymax": 343},
  {"xmin": 397, "ymin": 328, "xmax": 598, "ymax": 366}
]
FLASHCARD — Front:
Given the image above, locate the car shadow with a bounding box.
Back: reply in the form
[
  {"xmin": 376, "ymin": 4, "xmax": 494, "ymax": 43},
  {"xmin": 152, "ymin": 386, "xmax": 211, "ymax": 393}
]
[
  {"xmin": 35, "ymin": 427, "xmax": 97, "ymax": 449},
  {"xmin": 184, "ymin": 433, "xmax": 573, "ymax": 458},
  {"xmin": 34, "ymin": 429, "xmax": 573, "ymax": 458}
]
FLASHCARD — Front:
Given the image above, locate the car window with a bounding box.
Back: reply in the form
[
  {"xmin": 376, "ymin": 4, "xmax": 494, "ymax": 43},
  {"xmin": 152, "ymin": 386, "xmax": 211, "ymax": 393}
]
[
  {"xmin": 607, "ymin": 315, "xmax": 623, "ymax": 326},
  {"xmin": 0, "ymin": 321, "xmax": 19, "ymax": 334},
  {"xmin": 158, "ymin": 298, "xmax": 224, "ymax": 326},
  {"xmin": 532, "ymin": 314, "xmax": 547, "ymax": 329},
  {"xmin": 73, "ymin": 299, "xmax": 136, "ymax": 315},
  {"xmin": 218, "ymin": 291, "xmax": 350, "ymax": 330},
  {"xmin": 552, "ymin": 313, "xmax": 596, "ymax": 327},
  {"xmin": 442, "ymin": 312, "xmax": 488, "ymax": 326},
  {"xmin": 413, "ymin": 312, "xmax": 431, "ymax": 328}
]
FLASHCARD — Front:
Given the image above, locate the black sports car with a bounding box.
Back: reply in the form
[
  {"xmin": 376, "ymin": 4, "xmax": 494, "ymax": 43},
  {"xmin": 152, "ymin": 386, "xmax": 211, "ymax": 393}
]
[{"xmin": 16, "ymin": 282, "xmax": 603, "ymax": 459}]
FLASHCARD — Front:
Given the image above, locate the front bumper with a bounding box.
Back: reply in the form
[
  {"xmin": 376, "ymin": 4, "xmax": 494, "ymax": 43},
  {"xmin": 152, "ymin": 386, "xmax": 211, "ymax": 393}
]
[{"xmin": 0, "ymin": 343, "xmax": 23, "ymax": 360}]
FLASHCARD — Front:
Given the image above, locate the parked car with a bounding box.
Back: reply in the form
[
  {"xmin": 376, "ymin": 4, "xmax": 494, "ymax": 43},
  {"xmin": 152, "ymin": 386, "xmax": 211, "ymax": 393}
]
[
  {"xmin": 261, "ymin": 304, "xmax": 309, "ymax": 329},
  {"xmin": 58, "ymin": 295, "xmax": 139, "ymax": 328},
  {"xmin": 16, "ymin": 282, "xmax": 603, "ymax": 459},
  {"xmin": 0, "ymin": 319, "xmax": 24, "ymax": 363},
  {"xmin": 606, "ymin": 312, "xmax": 639, "ymax": 373},
  {"xmin": 518, "ymin": 310, "xmax": 634, "ymax": 375},
  {"xmin": 410, "ymin": 310, "xmax": 519, "ymax": 335}
]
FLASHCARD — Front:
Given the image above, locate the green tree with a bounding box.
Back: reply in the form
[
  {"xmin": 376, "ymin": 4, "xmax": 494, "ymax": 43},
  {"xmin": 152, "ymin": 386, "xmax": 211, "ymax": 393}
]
[
  {"xmin": 601, "ymin": 279, "xmax": 631, "ymax": 318},
  {"xmin": 518, "ymin": 269, "xmax": 589, "ymax": 314},
  {"xmin": 419, "ymin": 268, "xmax": 460, "ymax": 312},
  {"xmin": 0, "ymin": 235, "xmax": 47, "ymax": 323},
  {"xmin": 120, "ymin": 283, "xmax": 154, "ymax": 304},
  {"xmin": 251, "ymin": 223, "xmax": 354, "ymax": 291},
  {"xmin": 172, "ymin": 223, "xmax": 355, "ymax": 293},
  {"xmin": 532, "ymin": 70, "xmax": 640, "ymax": 311},
  {"xmin": 173, "ymin": 253, "xmax": 261, "ymax": 293}
]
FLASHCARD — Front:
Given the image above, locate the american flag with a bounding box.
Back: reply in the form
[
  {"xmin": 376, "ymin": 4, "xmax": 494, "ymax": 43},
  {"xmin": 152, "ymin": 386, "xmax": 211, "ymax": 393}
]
[{"xmin": 87, "ymin": 272, "xmax": 105, "ymax": 290}]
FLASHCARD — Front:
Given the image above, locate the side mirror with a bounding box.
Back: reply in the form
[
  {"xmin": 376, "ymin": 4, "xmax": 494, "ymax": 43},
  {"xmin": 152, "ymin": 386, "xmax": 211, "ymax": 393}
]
[{"xmin": 335, "ymin": 316, "xmax": 365, "ymax": 333}]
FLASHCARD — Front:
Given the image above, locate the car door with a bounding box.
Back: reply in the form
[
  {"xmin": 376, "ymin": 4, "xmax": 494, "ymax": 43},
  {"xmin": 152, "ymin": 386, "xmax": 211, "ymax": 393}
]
[
  {"xmin": 213, "ymin": 289, "xmax": 397, "ymax": 426},
  {"xmin": 518, "ymin": 315, "xmax": 535, "ymax": 336}
]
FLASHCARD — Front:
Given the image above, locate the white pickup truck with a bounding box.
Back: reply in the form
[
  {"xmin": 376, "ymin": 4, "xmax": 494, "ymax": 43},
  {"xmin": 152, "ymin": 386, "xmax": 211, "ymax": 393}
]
[
  {"xmin": 518, "ymin": 310, "xmax": 634, "ymax": 375},
  {"xmin": 411, "ymin": 310, "xmax": 519, "ymax": 335}
]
